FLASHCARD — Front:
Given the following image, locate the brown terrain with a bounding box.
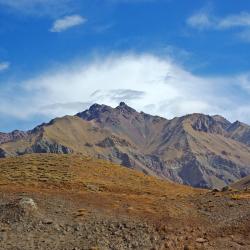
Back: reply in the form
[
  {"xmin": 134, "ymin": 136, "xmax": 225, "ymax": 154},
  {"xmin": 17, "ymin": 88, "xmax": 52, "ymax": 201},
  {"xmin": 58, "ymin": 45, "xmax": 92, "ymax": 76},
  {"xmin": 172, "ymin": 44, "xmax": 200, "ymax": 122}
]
[
  {"xmin": 0, "ymin": 154, "xmax": 249, "ymax": 250},
  {"xmin": 1, "ymin": 103, "xmax": 250, "ymax": 189}
]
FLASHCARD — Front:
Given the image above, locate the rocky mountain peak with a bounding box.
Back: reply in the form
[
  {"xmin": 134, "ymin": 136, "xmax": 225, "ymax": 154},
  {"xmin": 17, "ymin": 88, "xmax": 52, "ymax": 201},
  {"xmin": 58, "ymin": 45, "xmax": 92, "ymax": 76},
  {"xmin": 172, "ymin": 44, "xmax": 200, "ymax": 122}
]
[
  {"xmin": 77, "ymin": 102, "xmax": 140, "ymax": 123},
  {"xmin": 76, "ymin": 103, "xmax": 112, "ymax": 121},
  {"xmin": 115, "ymin": 102, "xmax": 136, "ymax": 114}
]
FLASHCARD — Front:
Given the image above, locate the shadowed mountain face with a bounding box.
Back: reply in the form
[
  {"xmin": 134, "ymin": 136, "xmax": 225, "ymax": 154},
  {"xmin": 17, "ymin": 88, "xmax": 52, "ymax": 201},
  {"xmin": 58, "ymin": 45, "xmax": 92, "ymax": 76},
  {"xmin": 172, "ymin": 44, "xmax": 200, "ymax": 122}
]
[{"xmin": 1, "ymin": 102, "xmax": 250, "ymax": 189}]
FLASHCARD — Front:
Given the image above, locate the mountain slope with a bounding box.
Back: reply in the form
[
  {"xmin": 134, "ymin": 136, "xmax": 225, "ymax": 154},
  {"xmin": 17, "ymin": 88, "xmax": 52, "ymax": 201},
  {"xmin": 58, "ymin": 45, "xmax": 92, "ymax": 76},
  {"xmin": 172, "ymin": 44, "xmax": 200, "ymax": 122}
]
[
  {"xmin": 0, "ymin": 154, "xmax": 249, "ymax": 249},
  {"xmin": 1, "ymin": 102, "xmax": 250, "ymax": 189}
]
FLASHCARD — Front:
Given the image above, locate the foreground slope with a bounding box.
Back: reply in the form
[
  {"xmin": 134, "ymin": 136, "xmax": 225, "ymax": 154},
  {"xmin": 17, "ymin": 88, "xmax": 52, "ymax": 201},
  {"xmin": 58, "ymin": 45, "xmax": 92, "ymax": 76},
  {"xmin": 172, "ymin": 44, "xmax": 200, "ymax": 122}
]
[
  {"xmin": 1, "ymin": 103, "xmax": 250, "ymax": 188},
  {"xmin": 0, "ymin": 154, "xmax": 249, "ymax": 250}
]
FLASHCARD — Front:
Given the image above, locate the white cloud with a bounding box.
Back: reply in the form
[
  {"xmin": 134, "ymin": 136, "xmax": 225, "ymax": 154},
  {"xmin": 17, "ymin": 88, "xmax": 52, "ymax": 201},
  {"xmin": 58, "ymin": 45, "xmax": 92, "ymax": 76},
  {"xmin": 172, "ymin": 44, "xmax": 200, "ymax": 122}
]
[
  {"xmin": 50, "ymin": 15, "xmax": 86, "ymax": 32},
  {"xmin": 0, "ymin": 62, "xmax": 10, "ymax": 72},
  {"xmin": 187, "ymin": 11, "xmax": 250, "ymax": 30},
  {"xmin": 1, "ymin": 53, "xmax": 250, "ymax": 124}
]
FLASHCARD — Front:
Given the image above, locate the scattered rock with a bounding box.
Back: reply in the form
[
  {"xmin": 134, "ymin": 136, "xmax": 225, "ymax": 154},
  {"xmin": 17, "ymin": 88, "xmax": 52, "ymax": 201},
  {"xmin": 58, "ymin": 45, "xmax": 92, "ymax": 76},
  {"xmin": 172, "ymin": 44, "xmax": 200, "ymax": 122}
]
[
  {"xmin": 196, "ymin": 238, "xmax": 208, "ymax": 243},
  {"xmin": 18, "ymin": 198, "xmax": 37, "ymax": 212},
  {"xmin": 212, "ymin": 188, "xmax": 220, "ymax": 193}
]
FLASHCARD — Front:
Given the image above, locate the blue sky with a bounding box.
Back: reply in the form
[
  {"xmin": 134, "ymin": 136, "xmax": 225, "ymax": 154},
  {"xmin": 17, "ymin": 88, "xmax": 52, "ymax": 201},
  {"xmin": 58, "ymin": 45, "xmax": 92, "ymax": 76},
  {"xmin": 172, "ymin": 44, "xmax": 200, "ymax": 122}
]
[{"xmin": 1, "ymin": 0, "xmax": 250, "ymax": 132}]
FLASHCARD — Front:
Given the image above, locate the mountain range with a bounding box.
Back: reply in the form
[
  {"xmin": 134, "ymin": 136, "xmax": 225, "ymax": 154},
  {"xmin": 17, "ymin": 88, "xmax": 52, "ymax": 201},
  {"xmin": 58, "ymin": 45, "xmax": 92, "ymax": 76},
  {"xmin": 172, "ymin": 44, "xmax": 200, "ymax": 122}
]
[{"xmin": 1, "ymin": 102, "xmax": 250, "ymax": 189}]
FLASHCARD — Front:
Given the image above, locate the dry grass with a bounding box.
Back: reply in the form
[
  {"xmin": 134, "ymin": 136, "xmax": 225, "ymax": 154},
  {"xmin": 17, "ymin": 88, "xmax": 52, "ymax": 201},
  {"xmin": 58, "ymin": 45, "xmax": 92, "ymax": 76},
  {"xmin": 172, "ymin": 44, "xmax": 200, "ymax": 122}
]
[
  {"xmin": 0, "ymin": 153, "xmax": 203, "ymax": 222},
  {"xmin": 230, "ymin": 192, "xmax": 250, "ymax": 200},
  {"xmin": 230, "ymin": 194, "xmax": 242, "ymax": 200},
  {"xmin": 0, "ymin": 153, "xmax": 197, "ymax": 196}
]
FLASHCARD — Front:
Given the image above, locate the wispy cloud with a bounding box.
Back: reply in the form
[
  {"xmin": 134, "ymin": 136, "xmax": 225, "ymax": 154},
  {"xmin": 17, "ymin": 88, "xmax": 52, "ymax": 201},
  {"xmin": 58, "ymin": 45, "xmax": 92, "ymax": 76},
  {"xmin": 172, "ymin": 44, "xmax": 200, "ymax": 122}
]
[
  {"xmin": 1, "ymin": 53, "xmax": 250, "ymax": 124},
  {"xmin": 187, "ymin": 10, "xmax": 250, "ymax": 30},
  {"xmin": 238, "ymin": 29, "xmax": 250, "ymax": 42},
  {"xmin": 50, "ymin": 15, "xmax": 86, "ymax": 32},
  {"xmin": 0, "ymin": 62, "xmax": 10, "ymax": 72},
  {"xmin": 0, "ymin": 0, "xmax": 74, "ymax": 17},
  {"xmin": 218, "ymin": 12, "xmax": 250, "ymax": 29}
]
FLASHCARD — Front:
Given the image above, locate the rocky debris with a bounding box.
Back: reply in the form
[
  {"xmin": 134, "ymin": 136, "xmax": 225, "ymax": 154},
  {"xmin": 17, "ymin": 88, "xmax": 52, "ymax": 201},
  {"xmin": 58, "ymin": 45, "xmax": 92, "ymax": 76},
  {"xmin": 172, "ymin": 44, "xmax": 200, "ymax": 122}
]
[{"xmin": 0, "ymin": 212, "xmax": 162, "ymax": 250}]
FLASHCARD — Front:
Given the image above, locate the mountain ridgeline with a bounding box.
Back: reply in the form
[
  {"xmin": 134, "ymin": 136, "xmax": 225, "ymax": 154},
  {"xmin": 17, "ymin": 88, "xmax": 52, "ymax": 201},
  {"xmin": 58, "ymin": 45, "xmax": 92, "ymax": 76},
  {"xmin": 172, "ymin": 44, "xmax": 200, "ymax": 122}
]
[{"xmin": 1, "ymin": 102, "xmax": 250, "ymax": 189}]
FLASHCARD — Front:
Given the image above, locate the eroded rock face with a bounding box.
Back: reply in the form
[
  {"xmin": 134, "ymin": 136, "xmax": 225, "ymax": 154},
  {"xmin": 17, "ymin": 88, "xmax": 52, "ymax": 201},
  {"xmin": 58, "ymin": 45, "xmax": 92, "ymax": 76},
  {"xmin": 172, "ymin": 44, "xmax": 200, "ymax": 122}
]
[
  {"xmin": 12, "ymin": 140, "xmax": 73, "ymax": 156},
  {"xmin": 30, "ymin": 141, "xmax": 73, "ymax": 154},
  {"xmin": 190, "ymin": 114, "xmax": 228, "ymax": 134}
]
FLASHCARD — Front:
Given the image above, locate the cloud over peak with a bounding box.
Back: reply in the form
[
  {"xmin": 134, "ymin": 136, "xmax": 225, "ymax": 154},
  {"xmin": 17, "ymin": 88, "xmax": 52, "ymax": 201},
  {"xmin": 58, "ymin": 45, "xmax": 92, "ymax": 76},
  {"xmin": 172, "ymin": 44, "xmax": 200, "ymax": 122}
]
[
  {"xmin": 1, "ymin": 53, "xmax": 250, "ymax": 124},
  {"xmin": 50, "ymin": 15, "xmax": 86, "ymax": 32}
]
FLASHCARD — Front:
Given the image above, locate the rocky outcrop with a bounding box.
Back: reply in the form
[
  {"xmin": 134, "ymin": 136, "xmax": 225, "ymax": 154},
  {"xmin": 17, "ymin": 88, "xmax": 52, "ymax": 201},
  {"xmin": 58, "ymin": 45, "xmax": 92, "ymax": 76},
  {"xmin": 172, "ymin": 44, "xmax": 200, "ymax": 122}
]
[
  {"xmin": 96, "ymin": 136, "xmax": 132, "ymax": 148},
  {"xmin": 0, "ymin": 130, "xmax": 27, "ymax": 144}
]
